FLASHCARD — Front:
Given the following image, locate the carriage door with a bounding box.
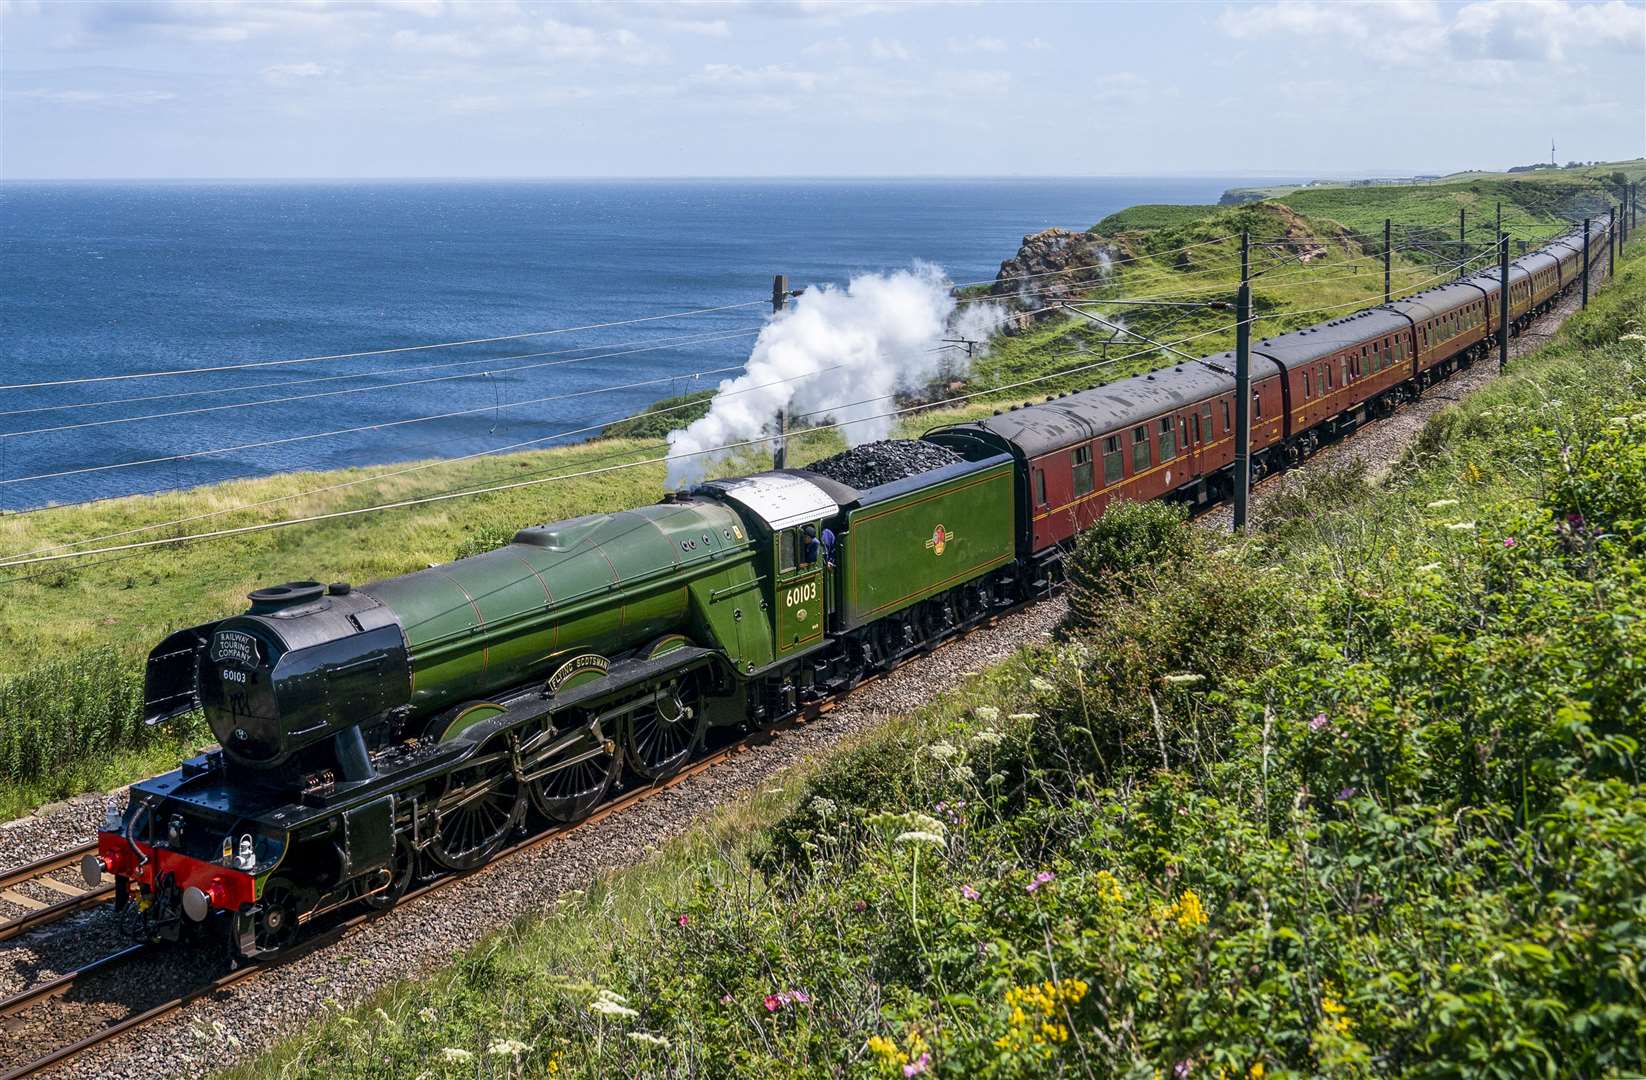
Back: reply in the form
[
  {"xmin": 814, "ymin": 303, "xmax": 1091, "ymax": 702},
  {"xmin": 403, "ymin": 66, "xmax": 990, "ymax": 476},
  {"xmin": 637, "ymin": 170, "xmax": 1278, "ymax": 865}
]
[{"xmin": 773, "ymin": 524, "xmax": 824, "ymax": 659}]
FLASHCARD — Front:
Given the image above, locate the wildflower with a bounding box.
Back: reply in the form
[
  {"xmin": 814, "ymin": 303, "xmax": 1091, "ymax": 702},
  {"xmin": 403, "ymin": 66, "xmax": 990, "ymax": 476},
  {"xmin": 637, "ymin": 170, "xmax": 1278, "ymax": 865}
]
[
  {"xmin": 589, "ymin": 999, "xmax": 639, "ymax": 1019},
  {"xmin": 948, "ymin": 765, "xmax": 975, "ymax": 783},
  {"xmin": 809, "ymin": 796, "xmax": 837, "ymax": 819},
  {"xmin": 374, "ymin": 1007, "xmax": 395, "ymax": 1027},
  {"xmin": 487, "ymin": 1038, "xmax": 531, "ymax": 1056},
  {"xmin": 961, "ymin": 884, "xmax": 981, "ymax": 901},
  {"xmin": 896, "ymin": 830, "xmax": 946, "ymax": 846},
  {"xmin": 1029, "ymin": 677, "xmax": 1054, "ymax": 692},
  {"xmin": 1172, "ymin": 889, "xmax": 1209, "ymax": 930},
  {"xmin": 1309, "ymin": 713, "xmax": 1330, "ymax": 732},
  {"xmin": 1094, "ymin": 869, "xmax": 1124, "ymax": 905},
  {"xmin": 927, "ymin": 741, "xmax": 959, "ymax": 762},
  {"xmin": 1426, "ymin": 498, "xmax": 1460, "ymax": 509},
  {"xmin": 626, "ymin": 1032, "xmax": 669, "ymax": 1048},
  {"xmin": 1444, "ymin": 521, "xmax": 1477, "ymax": 531},
  {"xmin": 904, "ymin": 1052, "xmax": 932, "ymax": 1076},
  {"xmin": 440, "ymin": 1048, "xmax": 474, "ymax": 1062},
  {"xmin": 1415, "ymin": 562, "xmax": 1442, "ymax": 572},
  {"xmin": 418, "ymin": 1007, "xmax": 437, "ymax": 1024},
  {"xmin": 1006, "ymin": 712, "xmax": 1039, "ymax": 721},
  {"xmin": 763, "ymin": 994, "xmax": 782, "ymax": 1012},
  {"xmin": 987, "ymin": 772, "xmax": 1006, "ymax": 786},
  {"xmin": 852, "ymin": 899, "xmax": 868, "ymax": 912},
  {"xmin": 1026, "ymin": 870, "xmax": 1056, "ymax": 893},
  {"xmin": 1175, "ymin": 1059, "xmax": 1194, "ymax": 1078},
  {"xmin": 1248, "ymin": 1065, "xmax": 1266, "ymax": 1079},
  {"xmin": 867, "ymin": 1035, "xmax": 904, "ymax": 1065},
  {"xmin": 1337, "ymin": 787, "xmax": 1357, "ymax": 801},
  {"xmin": 676, "ymin": 913, "xmax": 690, "ymax": 927},
  {"xmin": 1503, "ymin": 536, "xmax": 1516, "ymax": 548},
  {"xmin": 1162, "ymin": 672, "xmax": 1203, "ymax": 686},
  {"xmin": 971, "ymin": 730, "xmax": 1004, "ymax": 747},
  {"xmin": 594, "ymin": 989, "xmax": 628, "ymax": 1005},
  {"xmin": 719, "ymin": 993, "xmax": 734, "ymax": 1005}
]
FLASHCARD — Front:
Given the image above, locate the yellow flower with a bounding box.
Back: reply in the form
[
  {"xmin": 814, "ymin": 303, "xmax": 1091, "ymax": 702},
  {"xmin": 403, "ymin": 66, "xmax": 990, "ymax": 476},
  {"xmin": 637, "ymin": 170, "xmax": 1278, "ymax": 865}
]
[
  {"xmin": 867, "ymin": 1035, "xmax": 905, "ymax": 1066},
  {"xmin": 1094, "ymin": 871, "xmax": 1124, "ymax": 906},
  {"xmin": 1248, "ymin": 1063, "xmax": 1265, "ymax": 1079},
  {"xmin": 1173, "ymin": 889, "xmax": 1209, "ymax": 930}
]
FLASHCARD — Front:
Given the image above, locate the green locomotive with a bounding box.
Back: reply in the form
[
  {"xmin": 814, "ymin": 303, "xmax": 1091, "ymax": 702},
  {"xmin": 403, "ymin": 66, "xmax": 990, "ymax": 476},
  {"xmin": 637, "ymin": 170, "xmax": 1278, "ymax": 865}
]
[{"xmin": 91, "ymin": 449, "xmax": 1020, "ymax": 957}]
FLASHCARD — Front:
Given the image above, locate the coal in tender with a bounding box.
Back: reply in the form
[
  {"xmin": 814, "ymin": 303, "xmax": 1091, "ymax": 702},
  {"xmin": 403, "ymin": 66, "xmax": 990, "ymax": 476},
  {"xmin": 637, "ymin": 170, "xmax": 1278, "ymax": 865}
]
[{"xmin": 803, "ymin": 440, "xmax": 963, "ymax": 488}]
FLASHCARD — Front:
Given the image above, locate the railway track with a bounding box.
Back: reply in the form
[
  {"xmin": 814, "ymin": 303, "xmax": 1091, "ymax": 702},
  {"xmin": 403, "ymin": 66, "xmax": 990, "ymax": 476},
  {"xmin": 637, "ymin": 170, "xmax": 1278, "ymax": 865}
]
[
  {"xmin": 0, "ymin": 844, "xmax": 108, "ymax": 944},
  {"xmin": 0, "ymin": 601, "xmax": 1016, "ymax": 1080}
]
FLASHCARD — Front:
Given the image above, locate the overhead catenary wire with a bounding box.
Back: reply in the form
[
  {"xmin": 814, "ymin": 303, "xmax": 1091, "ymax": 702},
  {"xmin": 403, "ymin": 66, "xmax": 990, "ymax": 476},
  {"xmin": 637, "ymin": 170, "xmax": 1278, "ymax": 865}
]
[
  {"xmin": 4, "ymin": 220, "xmax": 1589, "ymax": 570},
  {"xmin": 0, "ymin": 318, "xmax": 1243, "ymax": 572},
  {"xmin": 0, "ymin": 323, "xmax": 774, "ymax": 421},
  {"xmin": 0, "ymin": 327, "xmax": 764, "ymax": 440},
  {"xmin": 0, "ymin": 362, "xmax": 749, "ymax": 488},
  {"xmin": 0, "ymin": 298, "xmax": 776, "ymax": 392}
]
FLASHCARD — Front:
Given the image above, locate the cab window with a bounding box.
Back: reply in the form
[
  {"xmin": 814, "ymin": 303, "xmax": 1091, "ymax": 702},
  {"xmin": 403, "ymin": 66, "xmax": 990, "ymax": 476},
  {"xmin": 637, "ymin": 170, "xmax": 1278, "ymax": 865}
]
[{"xmin": 778, "ymin": 528, "xmax": 800, "ymax": 573}]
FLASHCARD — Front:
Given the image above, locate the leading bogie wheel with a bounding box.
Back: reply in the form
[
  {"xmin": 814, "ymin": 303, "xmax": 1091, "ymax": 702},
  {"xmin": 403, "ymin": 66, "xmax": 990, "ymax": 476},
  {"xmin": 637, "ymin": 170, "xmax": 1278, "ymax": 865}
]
[{"xmin": 624, "ymin": 674, "xmax": 707, "ymax": 781}]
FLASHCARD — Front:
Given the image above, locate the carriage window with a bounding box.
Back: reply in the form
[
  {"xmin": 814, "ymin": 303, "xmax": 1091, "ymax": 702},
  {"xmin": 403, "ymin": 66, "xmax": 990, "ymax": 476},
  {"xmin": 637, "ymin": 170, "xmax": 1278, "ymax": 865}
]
[
  {"xmin": 1103, "ymin": 436, "xmax": 1124, "ymax": 485},
  {"xmin": 1033, "ymin": 468, "xmax": 1046, "ymax": 506},
  {"xmin": 1222, "ymin": 400, "xmax": 1231, "ymax": 432},
  {"xmin": 1201, "ymin": 404, "xmax": 1212, "ymax": 439},
  {"xmin": 1131, "ymin": 425, "xmax": 1150, "ymax": 472},
  {"xmin": 1303, "ymin": 370, "xmax": 1312, "ymax": 398},
  {"xmin": 1072, "ymin": 445, "xmax": 1094, "ymax": 497},
  {"xmin": 1253, "ymin": 391, "xmax": 1263, "ymax": 420},
  {"xmin": 1158, "ymin": 417, "xmax": 1176, "ymax": 461}
]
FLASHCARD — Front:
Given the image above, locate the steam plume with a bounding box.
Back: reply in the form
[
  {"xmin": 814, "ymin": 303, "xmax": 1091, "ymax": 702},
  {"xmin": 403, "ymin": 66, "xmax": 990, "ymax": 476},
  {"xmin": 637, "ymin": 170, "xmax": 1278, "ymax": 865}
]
[{"xmin": 665, "ymin": 263, "xmax": 1005, "ymax": 488}]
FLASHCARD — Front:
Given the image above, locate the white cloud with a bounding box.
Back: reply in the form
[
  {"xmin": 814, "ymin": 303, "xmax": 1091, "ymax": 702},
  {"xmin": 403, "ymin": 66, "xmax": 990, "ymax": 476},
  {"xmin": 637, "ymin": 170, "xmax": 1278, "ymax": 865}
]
[
  {"xmin": 869, "ymin": 36, "xmax": 912, "ymax": 61},
  {"xmin": 802, "ymin": 35, "xmax": 852, "ymax": 56},
  {"xmin": 262, "ymin": 61, "xmax": 325, "ymax": 83},
  {"xmin": 19, "ymin": 88, "xmax": 177, "ymax": 106},
  {"xmin": 946, "ymin": 34, "xmax": 1006, "ymax": 53},
  {"xmin": 1219, "ymin": 0, "xmax": 1643, "ymax": 66},
  {"xmin": 391, "ymin": 17, "xmax": 659, "ymax": 65}
]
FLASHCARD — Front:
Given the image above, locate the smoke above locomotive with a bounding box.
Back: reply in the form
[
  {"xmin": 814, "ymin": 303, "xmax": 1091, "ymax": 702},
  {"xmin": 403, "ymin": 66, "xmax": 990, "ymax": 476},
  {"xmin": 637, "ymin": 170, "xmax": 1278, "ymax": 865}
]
[{"xmin": 664, "ymin": 263, "xmax": 1007, "ymax": 488}]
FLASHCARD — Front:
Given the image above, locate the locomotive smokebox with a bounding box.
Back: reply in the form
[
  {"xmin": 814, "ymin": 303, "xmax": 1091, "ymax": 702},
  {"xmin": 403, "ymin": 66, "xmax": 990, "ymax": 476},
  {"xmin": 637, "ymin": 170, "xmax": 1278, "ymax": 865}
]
[{"xmin": 145, "ymin": 581, "xmax": 411, "ymax": 770}]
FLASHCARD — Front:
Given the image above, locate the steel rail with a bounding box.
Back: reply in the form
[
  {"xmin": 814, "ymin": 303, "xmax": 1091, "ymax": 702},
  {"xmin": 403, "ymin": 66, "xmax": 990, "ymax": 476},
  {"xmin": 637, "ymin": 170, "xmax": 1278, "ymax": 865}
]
[
  {"xmin": 0, "ymin": 842, "xmax": 111, "ymax": 943},
  {"xmin": 0, "ymin": 603, "xmax": 1018, "ymax": 1080}
]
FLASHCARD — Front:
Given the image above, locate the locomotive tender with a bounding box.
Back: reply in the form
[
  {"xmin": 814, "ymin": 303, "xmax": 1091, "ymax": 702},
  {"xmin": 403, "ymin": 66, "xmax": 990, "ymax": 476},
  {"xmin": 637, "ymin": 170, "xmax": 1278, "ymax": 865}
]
[{"xmin": 87, "ymin": 223, "xmax": 1608, "ymax": 958}]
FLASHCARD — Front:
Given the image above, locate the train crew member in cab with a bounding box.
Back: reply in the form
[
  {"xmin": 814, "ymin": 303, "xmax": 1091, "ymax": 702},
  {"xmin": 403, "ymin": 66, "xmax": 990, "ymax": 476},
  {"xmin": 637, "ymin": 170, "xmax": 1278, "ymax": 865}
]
[{"xmin": 802, "ymin": 524, "xmax": 836, "ymax": 568}]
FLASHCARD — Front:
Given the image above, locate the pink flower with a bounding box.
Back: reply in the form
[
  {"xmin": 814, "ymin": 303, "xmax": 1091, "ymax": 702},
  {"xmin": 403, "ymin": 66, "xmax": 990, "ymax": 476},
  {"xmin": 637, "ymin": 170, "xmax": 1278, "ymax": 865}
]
[
  {"xmin": 719, "ymin": 993, "xmax": 733, "ymax": 1005},
  {"xmin": 676, "ymin": 914, "xmax": 690, "ymax": 927},
  {"xmin": 790, "ymin": 989, "xmax": 811, "ymax": 1004},
  {"xmin": 763, "ymin": 995, "xmax": 782, "ymax": 1013},
  {"xmin": 903, "ymin": 1052, "xmax": 931, "ymax": 1076},
  {"xmin": 852, "ymin": 900, "xmax": 867, "ymax": 913},
  {"xmin": 1503, "ymin": 536, "xmax": 1516, "ymax": 548},
  {"xmin": 1026, "ymin": 870, "xmax": 1056, "ymax": 894},
  {"xmin": 961, "ymin": 884, "xmax": 981, "ymax": 901},
  {"xmin": 1174, "ymin": 1059, "xmax": 1193, "ymax": 1078},
  {"xmin": 1309, "ymin": 713, "xmax": 1330, "ymax": 732}
]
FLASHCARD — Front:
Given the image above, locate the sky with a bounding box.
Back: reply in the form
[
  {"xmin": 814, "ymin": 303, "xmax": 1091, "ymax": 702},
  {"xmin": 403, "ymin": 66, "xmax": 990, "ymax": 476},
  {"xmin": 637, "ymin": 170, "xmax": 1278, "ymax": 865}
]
[{"xmin": 1, "ymin": 0, "xmax": 1642, "ymax": 180}]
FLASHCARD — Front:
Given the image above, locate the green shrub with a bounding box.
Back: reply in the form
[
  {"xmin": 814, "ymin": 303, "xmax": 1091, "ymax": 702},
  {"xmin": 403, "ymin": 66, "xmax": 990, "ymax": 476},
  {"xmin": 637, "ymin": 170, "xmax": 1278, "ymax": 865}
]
[{"xmin": 1062, "ymin": 498, "xmax": 1193, "ymax": 631}]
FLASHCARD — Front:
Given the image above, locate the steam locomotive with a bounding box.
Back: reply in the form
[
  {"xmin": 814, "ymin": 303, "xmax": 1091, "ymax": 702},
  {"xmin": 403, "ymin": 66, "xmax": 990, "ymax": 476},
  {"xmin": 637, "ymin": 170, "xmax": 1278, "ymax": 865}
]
[{"xmin": 85, "ymin": 221, "xmax": 1610, "ymax": 959}]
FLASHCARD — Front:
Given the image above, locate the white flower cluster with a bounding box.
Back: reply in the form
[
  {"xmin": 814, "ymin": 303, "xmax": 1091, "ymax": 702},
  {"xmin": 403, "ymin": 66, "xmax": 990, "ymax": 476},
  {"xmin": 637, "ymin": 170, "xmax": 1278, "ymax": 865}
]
[{"xmin": 590, "ymin": 988, "xmax": 639, "ymax": 1019}]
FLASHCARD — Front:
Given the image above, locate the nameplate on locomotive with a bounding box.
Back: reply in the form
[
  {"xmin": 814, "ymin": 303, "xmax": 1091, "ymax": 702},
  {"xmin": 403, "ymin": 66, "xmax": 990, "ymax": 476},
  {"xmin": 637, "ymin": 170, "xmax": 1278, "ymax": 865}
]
[
  {"xmin": 546, "ymin": 653, "xmax": 609, "ymax": 694},
  {"xmin": 210, "ymin": 630, "xmax": 261, "ymax": 667}
]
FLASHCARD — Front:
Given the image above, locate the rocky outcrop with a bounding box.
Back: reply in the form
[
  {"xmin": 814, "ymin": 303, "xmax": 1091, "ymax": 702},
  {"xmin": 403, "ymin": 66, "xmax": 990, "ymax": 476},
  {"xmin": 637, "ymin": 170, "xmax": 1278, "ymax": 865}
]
[{"xmin": 989, "ymin": 228, "xmax": 1117, "ymax": 326}]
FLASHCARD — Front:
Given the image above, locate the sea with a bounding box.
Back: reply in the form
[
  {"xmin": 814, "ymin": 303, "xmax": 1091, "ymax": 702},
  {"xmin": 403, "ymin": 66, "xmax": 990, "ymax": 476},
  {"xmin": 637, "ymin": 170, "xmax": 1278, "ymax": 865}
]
[{"xmin": 0, "ymin": 178, "xmax": 1293, "ymax": 510}]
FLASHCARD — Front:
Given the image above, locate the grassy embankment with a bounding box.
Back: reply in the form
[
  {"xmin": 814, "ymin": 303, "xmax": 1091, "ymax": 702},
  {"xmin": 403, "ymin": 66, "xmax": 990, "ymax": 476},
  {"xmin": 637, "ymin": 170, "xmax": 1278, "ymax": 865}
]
[
  {"xmin": 0, "ymin": 177, "xmax": 1628, "ymax": 821},
  {"xmin": 223, "ymin": 226, "xmax": 1646, "ymax": 1077}
]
